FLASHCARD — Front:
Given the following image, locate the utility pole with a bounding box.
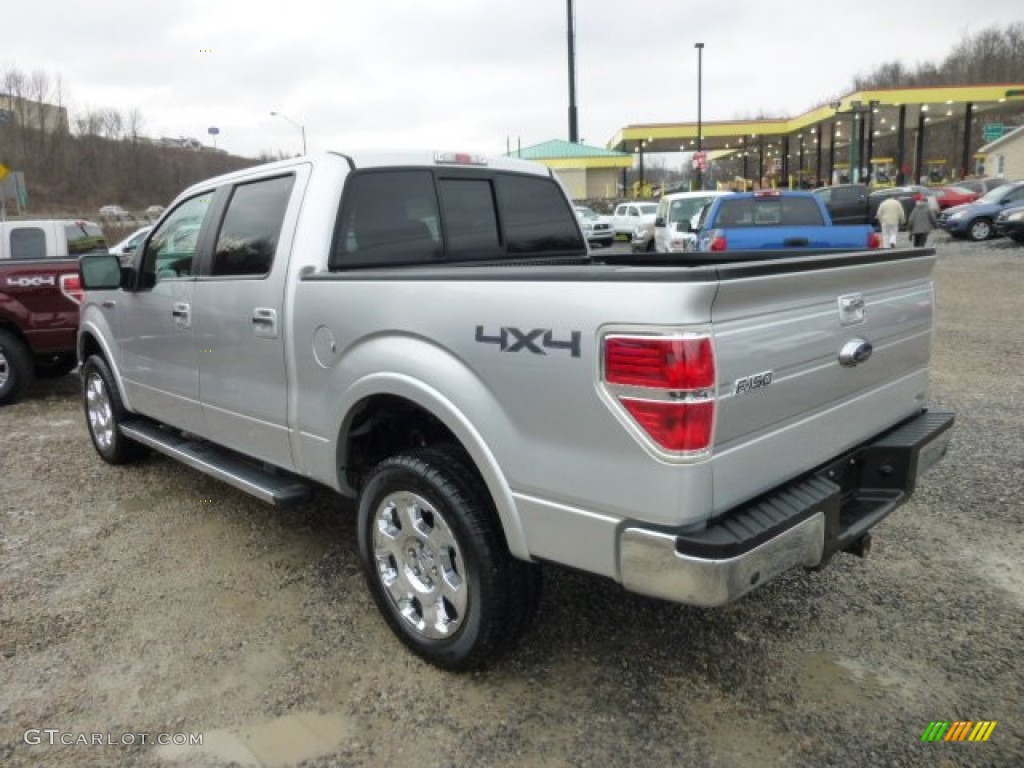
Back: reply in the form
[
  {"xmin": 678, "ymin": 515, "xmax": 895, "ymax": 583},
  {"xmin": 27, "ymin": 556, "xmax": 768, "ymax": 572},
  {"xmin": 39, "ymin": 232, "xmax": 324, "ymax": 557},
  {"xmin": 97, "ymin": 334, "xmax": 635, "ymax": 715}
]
[
  {"xmin": 695, "ymin": 42, "xmax": 704, "ymax": 190},
  {"xmin": 567, "ymin": 0, "xmax": 578, "ymax": 142}
]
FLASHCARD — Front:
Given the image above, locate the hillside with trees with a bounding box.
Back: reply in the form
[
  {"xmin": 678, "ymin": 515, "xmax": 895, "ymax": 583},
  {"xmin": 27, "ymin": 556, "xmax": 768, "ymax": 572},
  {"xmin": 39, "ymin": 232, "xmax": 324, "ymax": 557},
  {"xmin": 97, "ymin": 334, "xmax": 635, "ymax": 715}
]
[{"xmin": 0, "ymin": 66, "xmax": 260, "ymax": 215}]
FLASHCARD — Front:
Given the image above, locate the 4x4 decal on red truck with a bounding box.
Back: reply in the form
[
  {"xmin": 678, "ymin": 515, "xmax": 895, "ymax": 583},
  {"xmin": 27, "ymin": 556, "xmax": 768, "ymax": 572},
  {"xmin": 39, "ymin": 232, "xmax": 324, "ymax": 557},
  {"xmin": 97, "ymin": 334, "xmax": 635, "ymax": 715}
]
[
  {"xmin": 475, "ymin": 326, "xmax": 581, "ymax": 358},
  {"xmin": 6, "ymin": 275, "xmax": 57, "ymax": 287}
]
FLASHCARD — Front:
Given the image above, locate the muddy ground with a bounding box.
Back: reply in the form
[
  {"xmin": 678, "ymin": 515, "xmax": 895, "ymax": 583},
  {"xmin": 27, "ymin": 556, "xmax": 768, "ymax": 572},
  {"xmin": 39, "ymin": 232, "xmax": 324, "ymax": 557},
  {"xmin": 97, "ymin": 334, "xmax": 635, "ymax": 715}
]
[{"xmin": 2, "ymin": 235, "xmax": 1022, "ymax": 768}]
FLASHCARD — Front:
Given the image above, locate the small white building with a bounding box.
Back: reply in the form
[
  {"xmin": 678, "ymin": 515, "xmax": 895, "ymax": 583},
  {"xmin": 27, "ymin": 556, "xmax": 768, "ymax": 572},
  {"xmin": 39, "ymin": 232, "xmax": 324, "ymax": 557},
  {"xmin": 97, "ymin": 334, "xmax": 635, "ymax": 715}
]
[
  {"xmin": 508, "ymin": 139, "xmax": 632, "ymax": 200},
  {"xmin": 980, "ymin": 124, "xmax": 1024, "ymax": 180}
]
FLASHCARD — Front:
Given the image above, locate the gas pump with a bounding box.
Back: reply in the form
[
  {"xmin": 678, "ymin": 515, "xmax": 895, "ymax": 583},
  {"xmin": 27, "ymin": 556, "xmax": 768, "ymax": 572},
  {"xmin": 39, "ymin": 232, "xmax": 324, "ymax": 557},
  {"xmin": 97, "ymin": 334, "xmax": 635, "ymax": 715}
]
[{"xmin": 869, "ymin": 157, "xmax": 895, "ymax": 187}]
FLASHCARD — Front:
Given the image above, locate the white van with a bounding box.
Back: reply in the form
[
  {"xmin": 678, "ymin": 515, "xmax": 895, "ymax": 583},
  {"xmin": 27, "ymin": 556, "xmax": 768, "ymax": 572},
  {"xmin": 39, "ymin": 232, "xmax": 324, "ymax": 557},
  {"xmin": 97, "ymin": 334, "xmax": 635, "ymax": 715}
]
[{"xmin": 653, "ymin": 191, "xmax": 733, "ymax": 253}]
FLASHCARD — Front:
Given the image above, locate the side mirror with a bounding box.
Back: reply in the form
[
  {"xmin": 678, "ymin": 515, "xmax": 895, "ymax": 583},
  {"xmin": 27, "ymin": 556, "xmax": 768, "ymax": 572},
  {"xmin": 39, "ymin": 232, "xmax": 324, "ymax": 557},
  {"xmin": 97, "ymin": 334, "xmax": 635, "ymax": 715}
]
[
  {"xmin": 654, "ymin": 217, "xmax": 665, "ymax": 227},
  {"xmin": 674, "ymin": 221, "xmax": 693, "ymax": 233},
  {"xmin": 79, "ymin": 252, "xmax": 123, "ymax": 290}
]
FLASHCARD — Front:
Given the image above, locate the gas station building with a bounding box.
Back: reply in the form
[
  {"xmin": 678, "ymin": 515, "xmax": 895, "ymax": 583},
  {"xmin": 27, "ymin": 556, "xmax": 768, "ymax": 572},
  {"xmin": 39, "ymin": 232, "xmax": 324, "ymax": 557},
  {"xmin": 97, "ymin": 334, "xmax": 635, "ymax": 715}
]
[{"xmin": 606, "ymin": 84, "xmax": 1024, "ymax": 191}]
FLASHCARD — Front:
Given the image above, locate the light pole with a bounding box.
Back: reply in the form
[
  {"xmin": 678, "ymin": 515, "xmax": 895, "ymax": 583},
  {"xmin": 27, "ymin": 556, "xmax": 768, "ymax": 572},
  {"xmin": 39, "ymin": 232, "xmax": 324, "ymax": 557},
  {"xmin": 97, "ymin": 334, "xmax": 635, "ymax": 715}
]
[
  {"xmin": 270, "ymin": 111, "xmax": 306, "ymax": 155},
  {"xmin": 694, "ymin": 42, "xmax": 704, "ymax": 191}
]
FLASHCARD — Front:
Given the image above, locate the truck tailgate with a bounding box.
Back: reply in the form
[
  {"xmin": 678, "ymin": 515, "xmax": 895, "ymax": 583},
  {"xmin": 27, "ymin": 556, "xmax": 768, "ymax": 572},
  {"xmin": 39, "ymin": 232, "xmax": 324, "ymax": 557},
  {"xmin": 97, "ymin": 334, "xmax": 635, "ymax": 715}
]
[
  {"xmin": 709, "ymin": 250, "xmax": 935, "ymax": 515},
  {"xmin": 723, "ymin": 225, "xmax": 873, "ymax": 250}
]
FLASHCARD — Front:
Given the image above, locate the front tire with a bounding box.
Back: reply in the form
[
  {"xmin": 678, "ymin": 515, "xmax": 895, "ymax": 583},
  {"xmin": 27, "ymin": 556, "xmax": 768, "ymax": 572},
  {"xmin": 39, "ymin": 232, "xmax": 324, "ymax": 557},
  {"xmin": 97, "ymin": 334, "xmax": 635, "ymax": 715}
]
[
  {"xmin": 357, "ymin": 447, "xmax": 541, "ymax": 670},
  {"xmin": 0, "ymin": 329, "xmax": 33, "ymax": 405},
  {"xmin": 81, "ymin": 355, "xmax": 149, "ymax": 464},
  {"xmin": 967, "ymin": 217, "xmax": 993, "ymax": 241}
]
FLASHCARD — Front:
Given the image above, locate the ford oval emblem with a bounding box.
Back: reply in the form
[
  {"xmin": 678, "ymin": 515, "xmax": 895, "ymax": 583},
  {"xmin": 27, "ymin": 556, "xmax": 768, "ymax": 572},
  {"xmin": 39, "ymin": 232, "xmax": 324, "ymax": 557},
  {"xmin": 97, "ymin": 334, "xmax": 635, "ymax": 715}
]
[{"xmin": 839, "ymin": 339, "xmax": 873, "ymax": 367}]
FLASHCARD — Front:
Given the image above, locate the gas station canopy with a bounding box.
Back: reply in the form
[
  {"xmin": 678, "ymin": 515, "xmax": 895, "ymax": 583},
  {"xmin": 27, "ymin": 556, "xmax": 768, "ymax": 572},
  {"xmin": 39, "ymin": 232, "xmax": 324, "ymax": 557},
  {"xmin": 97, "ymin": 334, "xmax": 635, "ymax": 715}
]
[{"xmin": 608, "ymin": 84, "xmax": 1024, "ymax": 155}]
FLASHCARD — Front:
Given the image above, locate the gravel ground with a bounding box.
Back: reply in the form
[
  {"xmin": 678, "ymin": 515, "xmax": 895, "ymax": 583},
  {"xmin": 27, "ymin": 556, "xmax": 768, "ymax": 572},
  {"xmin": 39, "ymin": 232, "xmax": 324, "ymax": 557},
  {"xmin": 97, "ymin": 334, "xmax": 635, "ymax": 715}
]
[{"xmin": 2, "ymin": 233, "xmax": 1022, "ymax": 768}]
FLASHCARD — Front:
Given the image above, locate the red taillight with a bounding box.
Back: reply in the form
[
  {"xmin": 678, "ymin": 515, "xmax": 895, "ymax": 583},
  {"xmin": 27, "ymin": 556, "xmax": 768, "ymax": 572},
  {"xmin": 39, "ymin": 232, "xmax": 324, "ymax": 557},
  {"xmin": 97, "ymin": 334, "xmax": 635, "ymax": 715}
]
[
  {"xmin": 619, "ymin": 399, "xmax": 714, "ymax": 452},
  {"xmin": 602, "ymin": 334, "xmax": 716, "ymax": 455},
  {"xmin": 912, "ymin": 192, "xmax": 923, "ymax": 201},
  {"xmin": 60, "ymin": 273, "xmax": 83, "ymax": 305},
  {"xmin": 868, "ymin": 231, "xmax": 881, "ymax": 249},
  {"xmin": 709, "ymin": 231, "xmax": 728, "ymax": 252},
  {"xmin": 605, "ymin": 337, "xmax": 714, "ymax": 389}
]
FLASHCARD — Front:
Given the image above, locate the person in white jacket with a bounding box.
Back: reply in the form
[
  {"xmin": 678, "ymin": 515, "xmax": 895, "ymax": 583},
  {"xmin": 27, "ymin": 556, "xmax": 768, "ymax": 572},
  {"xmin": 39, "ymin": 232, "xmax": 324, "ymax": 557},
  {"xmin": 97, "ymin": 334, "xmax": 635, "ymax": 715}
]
[{"xmin": 876, "ymin": 197, "xmax": 906, "ymax": 248}]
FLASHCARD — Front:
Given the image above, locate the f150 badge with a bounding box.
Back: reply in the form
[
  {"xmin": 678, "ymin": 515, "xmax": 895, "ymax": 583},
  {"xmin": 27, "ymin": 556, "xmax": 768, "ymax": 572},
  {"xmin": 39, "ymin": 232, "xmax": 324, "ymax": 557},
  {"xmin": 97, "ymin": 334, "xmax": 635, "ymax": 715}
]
[
  {"xmin": 734, "ymin": 370, "xmax": 773, "ymax": 395},
  {"xmin": 475, "ymin": 325, "xmax": 581, "ymax": 358}
]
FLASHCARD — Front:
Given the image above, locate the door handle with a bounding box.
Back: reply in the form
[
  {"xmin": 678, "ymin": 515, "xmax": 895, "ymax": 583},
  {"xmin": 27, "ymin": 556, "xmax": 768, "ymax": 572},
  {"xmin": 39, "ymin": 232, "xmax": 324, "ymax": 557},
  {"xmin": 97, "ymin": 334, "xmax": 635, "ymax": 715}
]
[
  {"xmin": 171, "ymin": 302, "xmax": 191, "ymax": 328},
  {"xmin": 251, "ymin": 308, "xmax": 278, "ymax": 338}
]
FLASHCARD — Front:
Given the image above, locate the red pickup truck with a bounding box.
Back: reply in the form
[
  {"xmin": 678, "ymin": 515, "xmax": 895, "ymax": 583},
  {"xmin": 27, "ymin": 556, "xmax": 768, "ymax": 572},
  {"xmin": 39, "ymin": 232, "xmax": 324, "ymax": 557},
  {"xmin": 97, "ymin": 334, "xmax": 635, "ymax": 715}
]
[{"xmin": 0, "ymin": 219, "xmax": 106, "ymax": 404}]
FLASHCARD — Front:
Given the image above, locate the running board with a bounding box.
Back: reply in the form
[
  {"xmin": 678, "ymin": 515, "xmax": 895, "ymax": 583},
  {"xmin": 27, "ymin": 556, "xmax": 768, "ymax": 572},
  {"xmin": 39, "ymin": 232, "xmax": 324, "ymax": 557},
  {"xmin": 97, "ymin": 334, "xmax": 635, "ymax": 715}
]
[{"xmin": 120, "ymin": 420, "xmax": 315, "ymax": 507}]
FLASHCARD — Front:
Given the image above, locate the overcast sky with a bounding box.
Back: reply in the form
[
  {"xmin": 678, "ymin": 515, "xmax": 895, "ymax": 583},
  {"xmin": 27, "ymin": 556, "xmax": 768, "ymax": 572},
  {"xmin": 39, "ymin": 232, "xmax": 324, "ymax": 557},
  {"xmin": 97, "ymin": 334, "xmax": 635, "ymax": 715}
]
[{"xmin": 3, "ymin": 0, "xmax": 1021, "ymax": 159}]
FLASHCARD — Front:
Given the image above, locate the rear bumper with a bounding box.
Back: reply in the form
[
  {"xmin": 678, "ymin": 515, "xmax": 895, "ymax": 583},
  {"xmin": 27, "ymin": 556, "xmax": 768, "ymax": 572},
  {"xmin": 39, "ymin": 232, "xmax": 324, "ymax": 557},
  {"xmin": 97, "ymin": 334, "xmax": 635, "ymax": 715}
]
[{"xmin": 619, "ymin": 409, "xmax": 954, "ymax": 606}]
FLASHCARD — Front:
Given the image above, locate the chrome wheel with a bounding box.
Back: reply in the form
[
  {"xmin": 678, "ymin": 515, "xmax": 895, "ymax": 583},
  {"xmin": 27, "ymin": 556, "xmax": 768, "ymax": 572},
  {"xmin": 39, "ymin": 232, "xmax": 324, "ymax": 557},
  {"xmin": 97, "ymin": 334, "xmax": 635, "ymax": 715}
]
[
  {"xmin": 372, "ymin": 491, "xmax": 467, "ymax": 640},
  {"xmin": 85, "ymin": 371, "xmax": 115, "ymax": 450},
  {"xmin": 0, "ymin": 350, "xmax": 8, "ymax": 389}
]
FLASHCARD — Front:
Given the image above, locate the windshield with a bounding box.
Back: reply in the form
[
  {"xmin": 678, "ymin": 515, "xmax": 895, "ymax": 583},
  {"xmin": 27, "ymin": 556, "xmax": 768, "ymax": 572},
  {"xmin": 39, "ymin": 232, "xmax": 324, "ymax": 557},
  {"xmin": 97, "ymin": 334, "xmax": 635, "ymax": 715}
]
[
  {"xmin": 574, "ymin": 207, "xmax": 598, "ymax": 220},
  {"xmin": 639, "ymin": 204, "xmax": 658, "ymax": 215},
  {"xmin": 668, "ymin": 196, "xmax": 715, "ymax": 224},
  {"xmin": 979, "ymin": 185, "xmax": 1013, "ymax": 204}
]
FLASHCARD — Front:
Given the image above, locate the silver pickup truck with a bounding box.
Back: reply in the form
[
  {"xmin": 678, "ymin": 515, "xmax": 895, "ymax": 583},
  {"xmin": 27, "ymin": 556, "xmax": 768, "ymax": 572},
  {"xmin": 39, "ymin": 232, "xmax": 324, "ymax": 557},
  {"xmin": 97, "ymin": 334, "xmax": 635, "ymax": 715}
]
[{"xmin": 76, "ymin": 151, "xmax": 954, "ymax": 670}]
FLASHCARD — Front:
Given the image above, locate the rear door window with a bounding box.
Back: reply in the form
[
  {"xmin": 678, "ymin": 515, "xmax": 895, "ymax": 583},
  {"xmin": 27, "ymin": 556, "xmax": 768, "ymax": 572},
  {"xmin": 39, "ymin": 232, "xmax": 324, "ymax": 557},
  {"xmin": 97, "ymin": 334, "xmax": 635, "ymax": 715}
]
[
  {"xmin": 9, "ymin": 227, "xmax": 46, "ymax": 259},
  {"xmin": 211, "ymin": 175, "xmax": 295, "ymax": 277}
]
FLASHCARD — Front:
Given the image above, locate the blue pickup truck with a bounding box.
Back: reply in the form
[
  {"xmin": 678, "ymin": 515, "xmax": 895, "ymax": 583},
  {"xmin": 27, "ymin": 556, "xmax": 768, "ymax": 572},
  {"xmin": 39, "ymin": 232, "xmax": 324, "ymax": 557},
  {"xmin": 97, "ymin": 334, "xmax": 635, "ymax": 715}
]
[{"xmin": 695, "ymin": 190, "xmax": 881, "ymax": 252}]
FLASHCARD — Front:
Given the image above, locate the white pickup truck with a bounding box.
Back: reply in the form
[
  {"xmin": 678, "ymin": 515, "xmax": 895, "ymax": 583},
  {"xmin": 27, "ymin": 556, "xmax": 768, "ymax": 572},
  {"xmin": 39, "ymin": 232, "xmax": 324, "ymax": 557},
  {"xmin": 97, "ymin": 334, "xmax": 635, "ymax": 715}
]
[{"xmin": 76, "ymin": 151, "xmax": 954, "ymax": 670}]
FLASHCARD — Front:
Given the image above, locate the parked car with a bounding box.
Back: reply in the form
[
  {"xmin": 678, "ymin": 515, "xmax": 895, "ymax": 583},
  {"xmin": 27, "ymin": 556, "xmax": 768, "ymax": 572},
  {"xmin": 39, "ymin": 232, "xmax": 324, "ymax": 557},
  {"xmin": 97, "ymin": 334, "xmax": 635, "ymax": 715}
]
[
  {"xmin": 938, "ymin": 181, "xmax": 1024, "ymax": 241},
  {"xmin": 932, "ymin": 185, "xmax": 980, "ymax": 210},
  {"xmin": 611, "ymin": 201, "xmax": 658, "ymax": 239},
  {"xmin": 99, "ymin": 205, "xmax": 130, "ymax": 220},
  {"xmin": 573, "ymin": 205, "xmax": 614, "ymax": 248},
  {"xmin": 811, "ymin": 183, "xmax": 870, "ymax": 225},
  {"xmin": 653, "ymin": 190, "xmax": 733, "ymax": 253},
  {"xmin": 954, "ymin": 177, "xmax": 1009, "ymax": 196},
  {"xmin": 867, "ymin": 186, "xmax": 939, "ymax": 228},
  {"xmin": 109, "ymin": 226, "xmax": 153, "ymax": 264},
  {"xmin": 993, "ymin": 202, "xmax": 1024, "ymax": 243},
  {"xmin": 0, "ymin": 219, "xmax": 103, "ymax": 402}
]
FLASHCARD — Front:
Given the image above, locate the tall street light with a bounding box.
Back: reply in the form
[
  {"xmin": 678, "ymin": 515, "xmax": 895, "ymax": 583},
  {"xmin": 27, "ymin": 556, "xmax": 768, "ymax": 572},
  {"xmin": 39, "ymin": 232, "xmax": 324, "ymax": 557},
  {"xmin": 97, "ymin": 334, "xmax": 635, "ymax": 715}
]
[
  {"xmin": 695, "ymin": 42, "xmax": 704, "ymax": 191},
  {"xmin": 270, "ymin": 111, "xmax": 307, "ymax": 155}
]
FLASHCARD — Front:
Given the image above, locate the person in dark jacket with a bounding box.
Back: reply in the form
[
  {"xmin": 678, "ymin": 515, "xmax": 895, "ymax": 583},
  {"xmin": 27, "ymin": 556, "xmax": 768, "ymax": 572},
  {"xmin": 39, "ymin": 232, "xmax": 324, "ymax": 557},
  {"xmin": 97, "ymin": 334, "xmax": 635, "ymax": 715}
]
[{"xmin": 908, "ymin": 198, "xmax": 938, "ymax": 247}]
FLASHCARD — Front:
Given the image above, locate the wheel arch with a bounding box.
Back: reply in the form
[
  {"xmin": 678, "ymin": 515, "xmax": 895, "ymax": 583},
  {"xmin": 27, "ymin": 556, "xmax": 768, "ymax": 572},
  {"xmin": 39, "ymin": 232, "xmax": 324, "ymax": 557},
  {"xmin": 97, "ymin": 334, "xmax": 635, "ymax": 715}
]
[
  {"xmin": 78, "ymin": 320, "xmax": 133, "ymax": 412},
  {"xmin": 335, "ymin": 375, "xmax": 529, "ymax": 560}
]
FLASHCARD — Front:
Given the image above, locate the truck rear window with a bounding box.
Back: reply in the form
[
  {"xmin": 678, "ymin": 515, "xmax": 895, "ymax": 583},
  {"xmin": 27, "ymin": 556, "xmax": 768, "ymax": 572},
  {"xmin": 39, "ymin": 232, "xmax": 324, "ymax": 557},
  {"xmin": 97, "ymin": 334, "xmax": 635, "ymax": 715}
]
[
  {"xmin": 65, "ymin": 223, "xmax": 108, "ymax": 255},
  {"xmin": 715, "ymin": 198, "xmax": 825, "ymax": 227},
  {"xmin": 330, "ymin": 169, "xmax": 585, "ymax": 269},
  {"xmin": 9, "ymin": 228, "xmax": 46, "ymax": 259}
]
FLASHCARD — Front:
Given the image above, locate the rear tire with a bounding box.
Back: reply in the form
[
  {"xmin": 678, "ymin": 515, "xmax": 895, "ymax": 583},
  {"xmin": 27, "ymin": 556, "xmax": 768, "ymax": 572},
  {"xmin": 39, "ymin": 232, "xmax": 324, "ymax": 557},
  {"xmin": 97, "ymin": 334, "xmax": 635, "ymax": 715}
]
[
  {"xmin": 357, "ymin": 446, "xmax": 541, "ymax": 670},
  {"xmin": 0, "ymin": 330, "xmax": 33, "ymax": 405},
  {"xmin": 967, "ymin": 217, "xmax": 993, "ymax": 241},
  {"xmin": 81, "ymin": 355, "xmax": 150, "ymax": 464}
]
